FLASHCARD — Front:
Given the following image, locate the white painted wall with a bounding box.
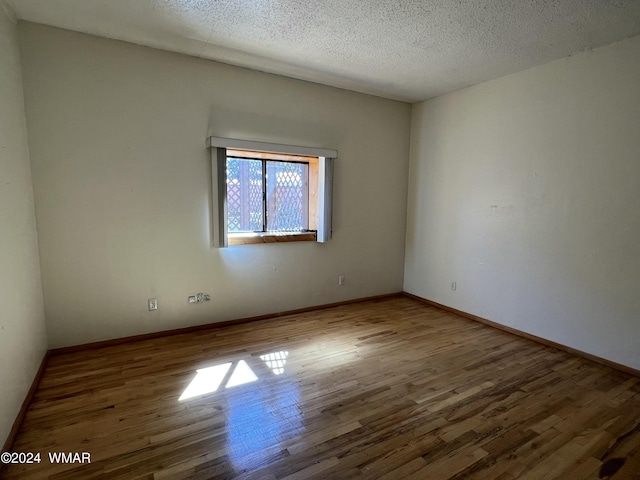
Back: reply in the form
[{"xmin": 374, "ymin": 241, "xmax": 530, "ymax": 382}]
[
  {"xmin": 0, "ymin": 7, "xmax": 47, "ymax": 445},
  {"xmin": 18, "ymin": 23, "xmax": 411, "ymax": 348},
  {"xmin": 405, "ymin": 35, "xmax": 640, "ymax": 370}
]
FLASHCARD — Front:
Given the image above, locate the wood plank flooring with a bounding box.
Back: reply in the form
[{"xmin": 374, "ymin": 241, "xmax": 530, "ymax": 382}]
[{"xmin": 3, "ymin": 297, "xmax": 640, "ymax": 479}]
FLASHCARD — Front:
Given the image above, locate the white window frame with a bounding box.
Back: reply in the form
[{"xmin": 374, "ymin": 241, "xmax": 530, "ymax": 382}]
[{"xmin": 207, "ymin": 136, "xmax": 336, "ymax": 248}]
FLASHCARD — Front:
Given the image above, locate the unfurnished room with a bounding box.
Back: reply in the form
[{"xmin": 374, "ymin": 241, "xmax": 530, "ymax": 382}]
[{"xmin": 1, "ymin": 1, "xmax": 640, "ymax": 479}]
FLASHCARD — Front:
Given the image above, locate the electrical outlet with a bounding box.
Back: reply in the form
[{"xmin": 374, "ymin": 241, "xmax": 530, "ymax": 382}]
[
  {"xmin": 338, "ymin": 275, "xmax": 345, "ymax": 286},
  {"xmin": 148, "ymin": 298, "xmax": 158, "ymax": 311},
  {"xmin": 451, "ymin": 281, "xmax": 456, "ymax": 291},
  {"xmin": 189, "ymin": 293, "xmax": 211, "ymax": 304}
]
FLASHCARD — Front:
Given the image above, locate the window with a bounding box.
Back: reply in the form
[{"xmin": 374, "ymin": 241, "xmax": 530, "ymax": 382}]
[
  {"xmin": 208, "ymin": 137, "xmax": 336, "ymax": 247},
  {"xmin": 226, "ymin": 150, "xmax": 316, "ymax": 237}
]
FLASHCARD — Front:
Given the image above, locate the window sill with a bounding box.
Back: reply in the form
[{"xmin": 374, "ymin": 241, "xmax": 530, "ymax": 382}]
[{"xmin": 228, "ymin": 232, "xmax": 317, "ymax": 246}]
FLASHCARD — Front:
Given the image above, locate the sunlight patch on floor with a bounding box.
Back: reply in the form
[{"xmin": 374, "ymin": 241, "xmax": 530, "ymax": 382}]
[
  {"xmin": 179, "ymin": 362, "xmax": 232, "ymax": 401},
  {"xmin": 179, "ymin": 351, "xmax": 289, "ymax": 401},
  {"xmin": 226, "ymin": 360, "xmax": 259, "ymax": 388},
  {"xmin": 260, "ymin": 350, "xmax": 289, "ymax": 375}
]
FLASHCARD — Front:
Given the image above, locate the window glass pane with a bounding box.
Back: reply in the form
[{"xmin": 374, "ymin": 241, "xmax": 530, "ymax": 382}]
[
  {"xmin": 266, "ymin": 161, "xmax": 308, "ymax": 231},
  {"xmin": 226, "ymin": 158, "xmax": 263, "ymax": 232}
]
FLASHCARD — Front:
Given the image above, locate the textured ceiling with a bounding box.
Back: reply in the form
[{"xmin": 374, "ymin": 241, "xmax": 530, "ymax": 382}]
[{"xmin": 6, "ymin": 0, "xmax": 640, "ymax": 102}]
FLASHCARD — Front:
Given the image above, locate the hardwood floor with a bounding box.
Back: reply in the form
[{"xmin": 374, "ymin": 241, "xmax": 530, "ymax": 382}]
[{"xmin": 3, "ymin": 297, "xmax": 640, "ymax": 479}]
